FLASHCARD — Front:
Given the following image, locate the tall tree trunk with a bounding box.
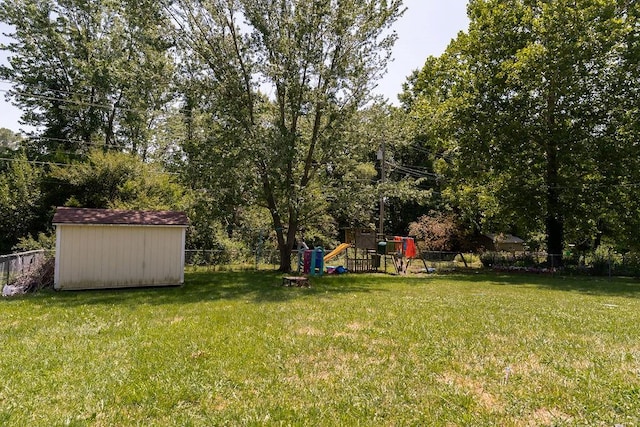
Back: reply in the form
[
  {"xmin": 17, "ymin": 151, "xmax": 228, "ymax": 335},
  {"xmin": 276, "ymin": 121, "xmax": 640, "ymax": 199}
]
[
  {"xmin": 275, "ymin": 225, "xmax": 297, "ymax": 273},
  {"xmin": 262, "ymin": 162, "xmax": 297, "ymax": 273},
  {"xmin": 279, "ymin": 213, "xmax": 298, "ymax": 273},
  {"xmin": 545, "ymin": 87, "xmax": 563, "ymax": 267},
  {"xmin": 545, "ymin": 198, "xmax": 564, "ymax": 267},
  {"xmin": 275, "ymin": 225, "xmax": 289, "ymax": 272},
  {"xmin": 545, "ymin": 137, "xmax": 563, "ymax": 267},
  {"xmin": 271, "ymin": 208, "xmax": 294, "ymax": 273}
]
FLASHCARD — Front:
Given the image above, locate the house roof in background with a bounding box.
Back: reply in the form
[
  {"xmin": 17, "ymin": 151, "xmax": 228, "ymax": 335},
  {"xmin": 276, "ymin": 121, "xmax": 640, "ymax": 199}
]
[{"xmin": 53, "ymin": 207, "xmax": 188, "ymax": 226}]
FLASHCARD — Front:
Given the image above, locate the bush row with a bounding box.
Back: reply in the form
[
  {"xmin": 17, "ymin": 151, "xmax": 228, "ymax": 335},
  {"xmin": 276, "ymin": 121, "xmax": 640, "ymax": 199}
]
[{"xmin": 479, "ymin": 248, "xmax": 640, "ymax": 277}]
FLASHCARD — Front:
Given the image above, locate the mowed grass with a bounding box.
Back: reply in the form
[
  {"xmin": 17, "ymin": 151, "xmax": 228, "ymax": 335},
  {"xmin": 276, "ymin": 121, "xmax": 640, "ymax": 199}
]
[{"xmin": 2, "ymin": 272, "xmax": 640, "ymax": 426}]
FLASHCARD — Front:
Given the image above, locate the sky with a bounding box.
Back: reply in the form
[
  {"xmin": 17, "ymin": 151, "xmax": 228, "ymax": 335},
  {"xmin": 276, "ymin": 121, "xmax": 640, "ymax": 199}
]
[
  {"xmin": 0, "ymin": 0, "xmax": 470, "ymax": 133},
  {"xmin": 373, "ymin": 0, "xmax": 469, "ymax": 103}
]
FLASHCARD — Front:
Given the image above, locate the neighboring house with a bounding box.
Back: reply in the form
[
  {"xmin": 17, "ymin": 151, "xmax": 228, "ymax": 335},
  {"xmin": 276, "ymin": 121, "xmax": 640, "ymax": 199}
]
[
  {"xmin": 53, "ymin": 207, "xmax": 188, "ymax": 290},
  {"xmin": 480, "ymin": 233, "xmax": 525, "ymax": 252}
]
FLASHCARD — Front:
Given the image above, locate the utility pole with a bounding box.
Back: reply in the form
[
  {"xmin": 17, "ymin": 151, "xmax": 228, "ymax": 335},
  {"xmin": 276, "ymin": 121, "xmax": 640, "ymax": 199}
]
[{"xmin": 377, "ymin": 142, "xmax": 385, "ymax": 237}]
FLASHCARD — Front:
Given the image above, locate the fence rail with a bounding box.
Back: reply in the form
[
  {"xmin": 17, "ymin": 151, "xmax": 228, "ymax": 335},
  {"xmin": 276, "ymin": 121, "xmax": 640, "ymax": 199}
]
[
  {"xmin": 0, "ymin": 250, "xmax": 48, "ymax": 287},
  {"xmin": 184, "ymin": 248, "xmax": 281, "ymax": 270},
  {"xmin": 183, "ymin": 248, "xmax": 615, "ymax": 275},
  {"xmin": 2, "ymin": 247, "xmax": 635, "ymax": 287}
]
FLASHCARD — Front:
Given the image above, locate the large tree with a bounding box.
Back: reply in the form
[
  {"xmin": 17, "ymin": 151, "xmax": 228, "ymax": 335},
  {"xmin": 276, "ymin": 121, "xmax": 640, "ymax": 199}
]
[
  {"xmin": 404, "ymin": 0, "xmax": 640, "ymax": 263},
  {"xmin": 600, "ymin": 0, "xmax": 640, "ymax": 251},
  {"xmin": 0, "ymin": 0, "xmax": 174, "ymax": 156},
  {"xmin": 169, "ymin": 0, "xmax": 404, "ymax": 271}
]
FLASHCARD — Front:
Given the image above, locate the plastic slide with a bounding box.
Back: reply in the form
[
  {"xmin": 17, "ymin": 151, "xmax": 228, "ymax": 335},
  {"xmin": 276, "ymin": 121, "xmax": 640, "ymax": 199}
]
[{"xmin": 324, "ymin": 243, "xmax": 351, "ymax": 262}]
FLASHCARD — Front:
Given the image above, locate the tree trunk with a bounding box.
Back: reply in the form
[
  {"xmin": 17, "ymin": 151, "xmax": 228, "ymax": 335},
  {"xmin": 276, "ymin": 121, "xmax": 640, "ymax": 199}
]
[
  {"xmin": 546, "ymin": 208, "xmax": 564, "ymax": 268},
  {"xmin": 275, "ymin": 217, "xmax": 298, "ymax": 273},
  {"xmin": 545, "ymin": 139, "xmax": 563, "ymax": 267},
  {"xmin": 262, "ymin": 167, "xmax": 298, "ymax": 273},
  {"xmin": 545, "ymin": 87, "xmax": 563, "ymax": 267},
  {"xmin": 278, "ymin": 246, "xmax": 291, "ymax": 272},
  {"xmin": 276, "ymin": 227, "xmax": 291, "ymax": 273}
]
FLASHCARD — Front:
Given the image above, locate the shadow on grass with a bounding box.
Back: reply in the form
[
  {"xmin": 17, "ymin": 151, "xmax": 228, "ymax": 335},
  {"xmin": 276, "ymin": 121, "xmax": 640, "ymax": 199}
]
[
  {"xmin": 31, "ymin": 270, "xmax": 388, "ymax": 307},
  {"xmin": 13, "ymin": 270, "xmax": 636, "ymax": 308},
  {"xmin": 439, "ymin": 271, "xmax": 640, "ymax": 298}
]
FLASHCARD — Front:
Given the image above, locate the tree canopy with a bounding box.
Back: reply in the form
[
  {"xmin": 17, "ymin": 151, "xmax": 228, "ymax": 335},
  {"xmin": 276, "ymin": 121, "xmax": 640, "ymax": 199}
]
[
  {"xmin": 0, "ymin": 0, "xmax": 174, "ymax": 156},
  {"xmin": 168, "ymin": 0, "xmax": 404, "ymax": 271},
  {"xmin": 4, "ymin": 0, "xmax": 639, "ymax": 269},
  {"xmin": 0, "ymin": 153, "xmax": 42, "ymax": 253},
  {"xmin": 403, "ymin": 0, "xmax": 640, "ymax": 261},
  {"xmin": 0, "ymin": 0, "xmax": 408, "ymax": 266}
]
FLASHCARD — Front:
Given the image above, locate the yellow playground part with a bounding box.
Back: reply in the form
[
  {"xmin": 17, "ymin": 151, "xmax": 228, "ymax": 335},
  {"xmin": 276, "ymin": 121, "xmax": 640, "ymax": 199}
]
[{"xmin": 324, "ymin": 243, "xmax": 350, "ymax": 262}]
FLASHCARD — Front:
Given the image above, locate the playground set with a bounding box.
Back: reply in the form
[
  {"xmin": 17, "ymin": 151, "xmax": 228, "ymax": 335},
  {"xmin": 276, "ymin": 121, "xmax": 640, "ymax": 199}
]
[{"xmin": 297, "ymin": 228, "xmax": 419, "ymax": 276}]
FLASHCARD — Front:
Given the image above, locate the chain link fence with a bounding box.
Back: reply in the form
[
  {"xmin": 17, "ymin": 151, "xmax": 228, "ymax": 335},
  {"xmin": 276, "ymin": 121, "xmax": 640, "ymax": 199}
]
[
  {"xmin": 184, "ymin": 248, "xmax": 282, "ymax": 270},
  {"xmin": 184, "ymin": 247, "xmax": 630, "ymax": 276},
  {"xmin": 1, "ymin": 250, "xmax": 48, "ymax": 288},
  {"xmin": 3, "ymin": 247, "xmax": 635, "ymax": 285}
]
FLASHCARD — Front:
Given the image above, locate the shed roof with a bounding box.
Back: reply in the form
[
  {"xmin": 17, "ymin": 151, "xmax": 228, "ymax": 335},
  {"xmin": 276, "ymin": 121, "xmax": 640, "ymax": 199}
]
[{"xmin": 53, "ymin": 207, "xmax": 188, "ymax": 226}]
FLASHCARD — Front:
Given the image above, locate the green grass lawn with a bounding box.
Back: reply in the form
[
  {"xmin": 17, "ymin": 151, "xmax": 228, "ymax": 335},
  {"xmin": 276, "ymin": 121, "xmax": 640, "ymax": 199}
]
[{"xmin": 2, "ymin": 271, "xmax": 640, "ymax": 426}]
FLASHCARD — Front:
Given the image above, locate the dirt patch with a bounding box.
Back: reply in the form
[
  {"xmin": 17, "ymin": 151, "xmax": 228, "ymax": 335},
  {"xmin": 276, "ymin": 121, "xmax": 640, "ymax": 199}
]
[{"xmin": 522, "ymin": 407, "xmax": 572, "ymax": 426}]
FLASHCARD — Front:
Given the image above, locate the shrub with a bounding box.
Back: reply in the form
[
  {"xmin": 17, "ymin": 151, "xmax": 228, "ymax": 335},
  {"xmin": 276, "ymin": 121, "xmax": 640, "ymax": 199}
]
[
  {"xmin": 12, "ymin": 232, "xmax": 55, "ymax": 252},
  {"xmin": 617, "ymin": 251, "xmax": 640, "ymax": 277},
  {"xmin": 480, "ymin": 252, "xmax": 510, "ymax": 268},
  {"xmin": 587, "ymin": 245, "xmax": 621, "ymax": 276},
  {"xmin": 408, "ymin": 212, "xmax": 469, "ymax": 253},
  {"xmin": 480, "ymin": 252, "xmax": 540, "ymax": 269}
]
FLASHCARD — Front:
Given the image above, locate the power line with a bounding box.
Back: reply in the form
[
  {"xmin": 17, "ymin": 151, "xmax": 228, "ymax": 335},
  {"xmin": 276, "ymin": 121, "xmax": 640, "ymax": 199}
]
[
  {"xmin": 0, "ymin": 87, "xmax": 158, "ymax": 115},
  {"xmin": 0, "ymin": 79, "xmax": 197, "ymax": 117},
  {"xmin": 385, "ymin": 160, "xmax": 441, "ymax": 180},
  {"xmin": 0, "ymin": 75, "xmax": 237, "ymax": 119},
  {"xmin": 0, "ymin": 156, "xmax": 180, "ymax": 175},
  {"xmin": 0, "ymin": 156, "xmax": 71, "ymax": 167},
  {"xmin": 390, "ymin": 164, "xmax": 439, "ymax": 178},
  {"xmin": 406, "ymin": 143, "xmax": 457, "ymax": 161},
  {"xmin": 24, "ymin": 135, "xmax": 163, "ymax": 152}
]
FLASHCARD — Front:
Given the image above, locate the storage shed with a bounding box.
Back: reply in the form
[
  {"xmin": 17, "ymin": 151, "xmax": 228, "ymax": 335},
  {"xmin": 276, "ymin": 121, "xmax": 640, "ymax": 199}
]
[
  {"xmin": 480, "ymin": 233, "xmax": 525, "ymax": 253},
  {"xmin": 53, "ymin": 207, "xmax": 188, "ymax": 290}
]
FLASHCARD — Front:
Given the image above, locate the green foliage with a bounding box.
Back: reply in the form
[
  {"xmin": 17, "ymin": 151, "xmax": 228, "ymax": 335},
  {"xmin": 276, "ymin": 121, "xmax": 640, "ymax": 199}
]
[
  {"xmin": 186, "ymin": 227, "xmax": 253, "ymax": 266},
  {"xmin": 479, "ymin": 251, "xmax": 540, "ymax": 269},
  {"xmin": 0, "ymin": 152, "xmax": 43, "ymax": 253},
  {"xmin": 403, "ymin": 0, "xmax": 640, "ymax": 260},
  {"xmin": 170, "ymin": 0, "xmax": 404, "ymax": 270},
  {"xmin": 619, "ymin": 252, "xmax": 640, "ymax": 278},
  {"xmin": 0, "ymin": 128, "xmax": 23, "ymax": 155},
  {"xmin": 12, "ymin": 232, "xmax": 55, "ymax": 252},
  {"xmin": 0, "ymin": 0, "xmax": 174, "ymax": 155},
  {"xmin": 47, "ymin": 149, "xmax": 187, "ymax": 211},
  {"xmin": 324, "ymin": 107, "xmax": 384, "ymax": 230},
  {"xmin": 586, "ymin": 245, "xmax": 620, "ymax": 276}
]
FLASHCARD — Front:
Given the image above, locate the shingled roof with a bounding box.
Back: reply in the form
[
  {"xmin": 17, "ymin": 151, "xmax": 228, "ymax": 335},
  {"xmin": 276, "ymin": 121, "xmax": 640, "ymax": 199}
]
[{"xmin": 53, "ymin": 207, "xmax": 188, "ymax": 226}]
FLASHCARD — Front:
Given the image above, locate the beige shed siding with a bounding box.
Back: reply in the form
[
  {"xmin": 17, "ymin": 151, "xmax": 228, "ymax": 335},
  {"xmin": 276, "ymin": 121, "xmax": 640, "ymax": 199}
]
[{"xmin": 55, "ymin": 224, "xmax": 185, "ymax": 290}]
